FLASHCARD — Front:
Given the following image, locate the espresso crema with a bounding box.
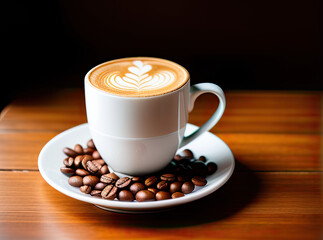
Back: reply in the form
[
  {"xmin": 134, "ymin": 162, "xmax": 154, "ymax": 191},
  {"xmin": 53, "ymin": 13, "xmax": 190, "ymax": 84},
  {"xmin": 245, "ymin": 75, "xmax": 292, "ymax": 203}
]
[{"xmin": 88, "ymin": 57, "xmax": 189, "ymax": 97}]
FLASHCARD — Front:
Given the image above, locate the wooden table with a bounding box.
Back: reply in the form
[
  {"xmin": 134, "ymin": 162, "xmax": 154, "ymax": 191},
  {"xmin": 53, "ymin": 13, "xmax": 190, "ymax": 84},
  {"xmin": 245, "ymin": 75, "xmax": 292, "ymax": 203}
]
[{"xmin": 0, "ymin": 89, "xmax": 322, "ymax": 240}]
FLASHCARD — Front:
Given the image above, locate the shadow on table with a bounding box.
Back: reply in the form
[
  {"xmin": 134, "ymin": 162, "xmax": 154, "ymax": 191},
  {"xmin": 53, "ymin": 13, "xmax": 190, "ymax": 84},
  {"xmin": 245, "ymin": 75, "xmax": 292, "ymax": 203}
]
[{"xmin": 101, "ymin": 160, "xmax": 262, "ymax": 228}]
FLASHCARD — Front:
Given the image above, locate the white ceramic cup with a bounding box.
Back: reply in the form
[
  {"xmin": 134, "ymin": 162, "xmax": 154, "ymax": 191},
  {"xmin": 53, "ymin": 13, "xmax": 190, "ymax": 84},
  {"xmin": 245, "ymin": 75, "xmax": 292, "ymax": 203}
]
[{"xmin": 85, "ymin": 62, "xmax": 226, "ymax": 175}]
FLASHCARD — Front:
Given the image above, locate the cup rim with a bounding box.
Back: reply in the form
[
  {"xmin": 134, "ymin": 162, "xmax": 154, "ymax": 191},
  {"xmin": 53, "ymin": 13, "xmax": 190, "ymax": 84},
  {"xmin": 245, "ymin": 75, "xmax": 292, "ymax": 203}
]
[{"xmin": 84, "ymin": 57, "xmax": 190, "ymax": 100}]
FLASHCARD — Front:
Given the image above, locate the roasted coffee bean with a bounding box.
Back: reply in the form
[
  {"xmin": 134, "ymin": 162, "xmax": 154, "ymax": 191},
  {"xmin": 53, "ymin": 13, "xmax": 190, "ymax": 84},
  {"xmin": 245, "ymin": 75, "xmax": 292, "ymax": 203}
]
[
  {"xmin": 131, "ymin": 176, "xmax": 142, "ymax": 182},
  {"xmin": 63, "ymin": 157, "xmax": 74, "ymax": 167},
  {"xmin": 92, "ymin": 159, "xmax": 105, "ymax": 165},
  {"xmin": 86, "ymin": 160, "xmax": 102, "ymax": 174},
  {"xmin": 177, "ymin": 175, "xmax": 190, "ymax": 182},
  {"xmin": 100, "ymin": 173, "xmax": 119, "ymax": 184},
  {"xmin": 74, "ymin": 144, "xmax": 84, "ymax": 155},
  {"xmin": 156, "ymin": 191, "xmax": 171, "ymax": 200},
  {"xmin": 191, "ymin": 161, "xmax": 208, "ymax": 176},
  {"xmin": 63, "ymin": 147, "xmax": 78, "ymax": 157},
  {"xmin": 75, "ymin": 168, "xmax": 90, "ymax": 177},
  {"xmin": 94, "ymin": 182, "xmax": 107, "ymax": 190},
  {"xmin": 90, "ymin": 190, "xmax": 102, "ymax": 197},
  {"xmin": 183, "ymin": 149, "xmax": 194, "ymax": 158},
  {"xmin": 101, "ymin": 185, "xmax": 118, "ymax": 200},
  {"xmin": 198, "ymin": 156, "xmax": 207, "ymax": 163},
  {"xmin": 81, "ymin": 155, "xmax": 94, "ymax": 169},
  {"xmin": 177, "ymin": 163, "xmax": 193, "ymax": 176},
  {"xmin": 169, "ymin": 181, "xmax": 182, "ymax": 194},
  {"xmin": 68, "ymin": 175, "xmax": 83, "ymax": 187},
  {"xmin": 87, "ymin": 139, "xmax": 96, "ymax": 149},
  {"xmin": 181, "ymin": 181, "xmax": 195, "ymax": 194},
  {"xmin": 80, "ymin": 185, "xmax": 92, "ymax": 194},
  {"xmin": 173, "ymin": 154, "xmax": 183, "ymax": 161},
  {"xmin": 157, "ymin": 181, "xmax": 168, "ymax": 190},
  {"xmin": 160, "ymin": 173, "xmax": 176, "ymax": 182},
  {"xmin": 191, "ymin": 176, "xmax": 207, "ymax": 186},
  {"xmin": 74, "ymin": 155, "xmax": 83, "ymax": 168},
  {"xmin": 145, "ymin": 176, "xmax": 158, "ymax": 187},
  {"xmin": 97, "ymin": 165, "xmax": 109, "ymax": 175},
  {"xmin": 129, "ymin": 182, "xmax": 145, "ymax": 195},
  {"xmin": 60, "ymin": 167, "xmax": 75, "ymax": 174},
  {"xmin": 83, "ymin": 175, "xmax": 99, "ymax": 187},
  {"xmin": 147, "ymin": 188, "xmax": 159, "ymax": 195},
  {"xmin": 115, "ymin": 177, "xmax": 132, "ymax": 189},
  {"xmin": 118, "ymin": 190, "xmax": 134, "ymax": 201},
  {"xmin": 136, "ymin": 190, "xmax": 156, "ymax": 202},
  {"xmin": 172, "ymin": 192, "xmax": 184, "ymax": 199},
  {"xmin": 83, "ymin": 148, "xmax": 95, "ymax": 155},
  {"xmin": 92, "ymin": 150, "xmax": 101, "ymax": 159},
  {"xmin": 207, "ymin": 162, "xmax": 217, "ymax": 175}
]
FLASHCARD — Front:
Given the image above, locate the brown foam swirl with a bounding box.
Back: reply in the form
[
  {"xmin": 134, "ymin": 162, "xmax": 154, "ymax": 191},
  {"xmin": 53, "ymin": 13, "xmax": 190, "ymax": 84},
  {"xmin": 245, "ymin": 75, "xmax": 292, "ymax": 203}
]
[{"xmin": 88, "ymin": 57, "xmax": 189, "ymax": 97}]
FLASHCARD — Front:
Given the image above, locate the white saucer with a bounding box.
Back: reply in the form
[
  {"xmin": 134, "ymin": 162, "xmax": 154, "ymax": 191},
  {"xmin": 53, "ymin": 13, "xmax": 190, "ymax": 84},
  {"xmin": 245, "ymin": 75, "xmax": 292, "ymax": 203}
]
[{"xmin": 38, "ymin": 123, "xmax": 235, "ymax": 214}]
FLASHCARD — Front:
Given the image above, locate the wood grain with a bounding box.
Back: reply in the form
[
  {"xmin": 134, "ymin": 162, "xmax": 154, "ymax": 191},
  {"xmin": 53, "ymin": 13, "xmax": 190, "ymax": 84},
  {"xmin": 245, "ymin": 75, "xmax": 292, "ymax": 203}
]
[
  {"xmin": 0, "ymin": 171, "xmax": 321, "ymax": 240},
  {"xmin": 0, "ymin": 132, "xmax": 320, "ymax": 171},
  {"xmin": 0, "ymin": 90, "xmax": 321, "ymax": 134},
  {"xmin": 0, "ymin": 90, "xmax": 321, "ymax": 240}
]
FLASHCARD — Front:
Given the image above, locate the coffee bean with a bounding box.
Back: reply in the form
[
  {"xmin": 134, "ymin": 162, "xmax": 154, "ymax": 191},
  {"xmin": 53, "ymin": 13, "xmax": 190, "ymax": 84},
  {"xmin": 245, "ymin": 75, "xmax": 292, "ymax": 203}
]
[
  {"xmin": 129, "ymin": 182, "xmax": 145, "ymax": 195},
  {"xmin": 115, "ymin": 177, "xmax": 132, "ymax": 189},
  {"xmin": 92, "ymin": 159, "xmax": 105, "ymax": 165},
  {"xmin": 86, "ymin": 160, "xmax": 102, "ymax": 174},
  {"xmin": 169, "ymin": 182, "xmax": 182, "ymax": 194},
  {"xmin": 74, "ymin": 144, "xmax": 84, "ymax": 155},
  {"xmin": 90, "ymin": 190, "xmax": 102, "ymax": 197},
  {"xmin": 135, "ymin": 190, "xmax": 156, "ymax": 202},
  {"xmin": 87, "ymin": 139, "xmax": 96, "ymax": 149},
  {"xmin": 145, "ymin": 176, "xmax": 158, "ymax": 187},
  {"xmin": 63, "ymin": 157, "xmax": 74, "ymax": 168},
  {"xmin": 160, "ymin": 173, "xmax": 176, "ymax": 182},
  {"xmin": 173, "ymin": 154, "xmax": 183, "ymax": 161},
  {"xmin": 177, "ymin": 175, "xmax": 190, "ymax": 182},
  {"xmin": 74, "ymin": 155, "xmax": 83, "ymax": 168},
  {"xmin": 198, "ymin": 156, "xmax": 207, "ymax": 163},
  {"xmin": 147, "ymin": 188, "xmax": 159, "ymax": 195},
  {"xmin": 207, "ymin": 162, "xmax": 217, "ymax": 175},
  {"xmin": 81, "ymin": 155, "xmax": 94, "ymax": 169},
  {"xmin": 181, "ymin": 181, "xmax": 195, "ymax": 194},
  {"xmin": 92, "ymin": 151, "xmax": 101, "ymax": 159},
  {"xmin": 83, "ymin": 175, "xmax": 99, "ymax": 187},
  {"xmin": 83, "ymin": 148, "xmax": 95, "ymax": 155},
  {"xmin": 60, "ymin": 167, "xmax": 75, "ymax": 174},
  {"xmin": 156, "ymin": 191, "xmax": 171, "ymax": 200},
  {"xmin": 183, "ymin": 149, "xmax": 194, "ymax": 158},
  {"xmin": 131, "ymin": 176, "xmax": 142, "ymax": 182},
  {"xmin": 172, "ymin": 192, "xmax": 184, "ymax": 199},
  {"xmin": 100, "ymin": 173, "xmax": 119, "ymax": 184},
  {"xmin": 191, "ymin": 176, "xmax": 207, "ymax": 186},
  {"xmin": 191, "ymin": 161, "xmax": 208, "ymax": 176},
  {"xmin": 63, "ymin": 147, "xmax": 78, "ymax": 157},
  {"xmin": 157, "ymin": 181, "xmax": 168, "ymax": 190},
  {"xmin": 97, "ymin": 164, "xmax": 109, "ymax": 175},
  {"xmin": 68, "ymin": 175, "xmax": 83, "ymax": 187},
  {"xmin": 75, "ymin": 168, "xmax": 90, "ymax": 177},
  {"xmin": 101, "ymin": 185, "xmax": 118, "ymax": 200},
  {"xmin": 80, "ymin": 185, "xmax": 91, "ymax": 194},
  {"xmin": 94, "ymin": 182, "xmax": 107, "ymax": 190},
  {"xmin": 118, "ymin": 190, "xmax": 134, "ymax": 201}
]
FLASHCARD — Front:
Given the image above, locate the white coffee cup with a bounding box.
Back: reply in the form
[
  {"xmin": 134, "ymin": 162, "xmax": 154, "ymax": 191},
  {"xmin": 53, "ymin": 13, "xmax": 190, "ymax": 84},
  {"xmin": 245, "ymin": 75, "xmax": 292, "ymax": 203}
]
[{"xmin": 85, "ymin": 60, "xmax": 225, "ymax": 175}]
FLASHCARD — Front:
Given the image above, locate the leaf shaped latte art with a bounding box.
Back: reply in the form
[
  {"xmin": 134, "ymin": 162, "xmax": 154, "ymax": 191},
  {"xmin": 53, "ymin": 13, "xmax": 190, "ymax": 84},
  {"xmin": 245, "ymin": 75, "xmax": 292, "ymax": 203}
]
[{"xmin": 104, "ymin": 61, "xmax": 175, "ymax": 91}]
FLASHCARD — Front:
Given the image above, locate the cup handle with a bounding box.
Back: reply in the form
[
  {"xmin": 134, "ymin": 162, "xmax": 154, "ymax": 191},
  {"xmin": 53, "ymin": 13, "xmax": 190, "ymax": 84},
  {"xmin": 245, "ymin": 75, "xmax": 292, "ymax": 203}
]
[{"xmin": 179, "ymin": 83, "xmax": 226, "ymax": 148}]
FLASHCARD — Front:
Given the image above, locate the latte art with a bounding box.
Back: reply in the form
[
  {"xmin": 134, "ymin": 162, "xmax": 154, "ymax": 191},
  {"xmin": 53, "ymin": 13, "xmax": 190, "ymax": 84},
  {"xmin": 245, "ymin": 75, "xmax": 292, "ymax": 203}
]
[
  {"xmin": 105, "ymin": 60, "xmax": 176, "ymax": 91},
  {"xmin": 88, "ymin": 57, "xmax": 189, "ymax": 97}
]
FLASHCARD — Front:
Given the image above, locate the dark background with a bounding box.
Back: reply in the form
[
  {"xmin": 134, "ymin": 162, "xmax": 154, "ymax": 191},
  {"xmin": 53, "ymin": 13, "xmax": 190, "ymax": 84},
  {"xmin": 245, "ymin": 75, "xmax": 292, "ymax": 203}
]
[{"xmin": 2, "ymin": 0, "xmax": 321, "ymax": 110}]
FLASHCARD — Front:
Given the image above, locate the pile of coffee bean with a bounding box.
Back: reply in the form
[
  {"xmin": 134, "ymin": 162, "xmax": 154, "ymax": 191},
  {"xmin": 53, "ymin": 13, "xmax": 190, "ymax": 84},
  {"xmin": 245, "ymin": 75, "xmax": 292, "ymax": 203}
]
[{"xmin": 60, "ymin": 139, "xmax": 217, "ymax": 202}]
